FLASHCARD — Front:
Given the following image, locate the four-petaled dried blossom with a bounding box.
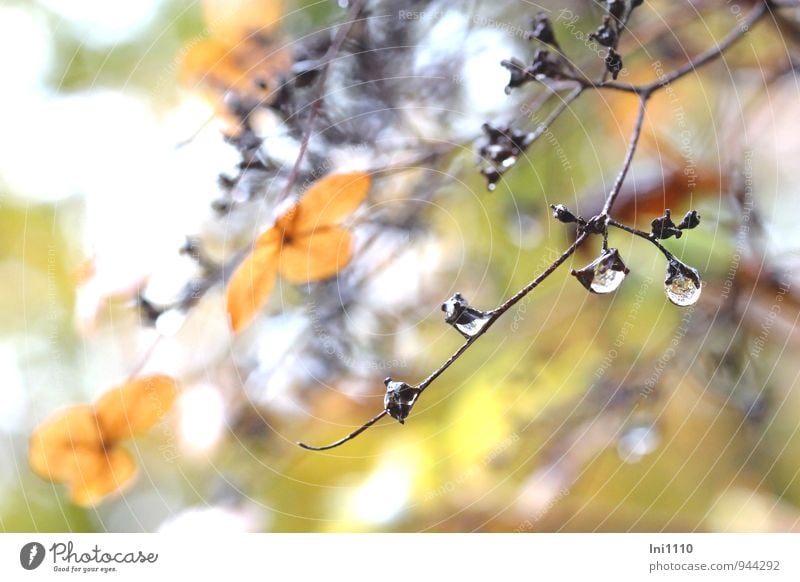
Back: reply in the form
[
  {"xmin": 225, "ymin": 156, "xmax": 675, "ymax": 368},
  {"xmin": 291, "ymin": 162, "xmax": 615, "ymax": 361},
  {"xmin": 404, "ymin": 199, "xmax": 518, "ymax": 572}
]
[
  {"xmin": 571, "ymin": 248, "xmax": 630, "ymax": 294},
  {"xmin": 442, "ymin": 293, "xmax": 492, "ymax": 338},
  {"xmin": 29, "ymin": 375, "xmax": 178, "ymax": 506},
  {"xmin": 384, "ymin": 378, "xmax": 421, "ymax": 423},
  {"xmin": 550, "ymin": 204, "xmax": 580, "ymax": 224},
  {"xmin": 605, "ymin": 48, "xmax": 623, "ymax": 80},
  {"xmin": 664, "ymin": 258, "xmax": 702, "ymax": 306},
  {"xmin": 650, "ymin": 209, "xmax": 683, "ymax": 239}
]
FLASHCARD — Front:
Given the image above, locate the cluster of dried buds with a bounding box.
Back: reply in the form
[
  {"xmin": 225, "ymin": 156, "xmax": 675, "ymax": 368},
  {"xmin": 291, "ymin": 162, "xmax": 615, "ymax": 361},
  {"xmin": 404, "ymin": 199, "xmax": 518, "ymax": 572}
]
[
  {"xmin": 500, "ymin": 13, "xmax": 573, "ymax": 95},
  {"xmin": 477, "ymin": 123, "xmax": 535, "ymax": 191},
  {"xmin": 551, "ymin": 204, "xmax": 703, "ymax": 306}
]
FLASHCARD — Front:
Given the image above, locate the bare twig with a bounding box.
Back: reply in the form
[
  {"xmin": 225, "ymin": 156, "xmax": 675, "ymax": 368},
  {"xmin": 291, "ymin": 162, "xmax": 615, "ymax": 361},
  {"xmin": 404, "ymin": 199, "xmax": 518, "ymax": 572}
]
[{"xmin": 295, "ymin": 0, "xmax": 778, "ymax": 450}]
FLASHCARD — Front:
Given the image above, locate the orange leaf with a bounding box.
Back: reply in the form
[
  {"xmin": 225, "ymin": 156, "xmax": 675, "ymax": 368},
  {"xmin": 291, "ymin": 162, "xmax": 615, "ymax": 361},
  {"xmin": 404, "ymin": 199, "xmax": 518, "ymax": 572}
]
[
  {"xmin": 202, "ymin": 0, "xmax": 283, "ymax": 45},
  {"xmin": 29, "ymin": 406, "xmax": 103, "ymax": 483},
  {"xmin": 94, "ymin": 375, "xmax": 178, "ymax": 442},
  {"xmin": 293, "ymin": 172, "xmax": 371, "ymax": 234},
  {"xmin": 279, "ymin": 226, "xmax": 354, "ymax": 284},
  {"xmin": 68, "ymin": 448, "xmax": 137, "ymax": 507},
  {"xmin": 226, "ymin": 243, "xmax": 280, "ymax": 332}
]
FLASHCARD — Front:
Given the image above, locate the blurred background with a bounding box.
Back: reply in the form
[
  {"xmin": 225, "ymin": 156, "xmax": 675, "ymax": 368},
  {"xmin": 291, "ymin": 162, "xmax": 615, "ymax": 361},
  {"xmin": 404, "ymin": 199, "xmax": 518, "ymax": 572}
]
[{"xmin": 2, "ymin": 0, "xmax": 800, "ymax": 532}]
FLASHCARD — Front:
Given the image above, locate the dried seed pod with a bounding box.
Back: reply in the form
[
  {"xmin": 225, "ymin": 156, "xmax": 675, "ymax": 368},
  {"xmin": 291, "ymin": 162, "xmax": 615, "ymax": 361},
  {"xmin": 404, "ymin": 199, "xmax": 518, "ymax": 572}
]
[{"xmin": 383, "ymin": 379, "xmax": 421, "ymax": 424}]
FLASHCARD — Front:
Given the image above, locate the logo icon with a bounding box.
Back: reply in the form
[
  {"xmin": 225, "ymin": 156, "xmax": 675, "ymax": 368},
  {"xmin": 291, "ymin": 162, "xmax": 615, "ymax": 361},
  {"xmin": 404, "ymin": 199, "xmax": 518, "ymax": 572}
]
[{"xmin": 20, "ymin": 542, "xmax": 46, "ymax": 570}]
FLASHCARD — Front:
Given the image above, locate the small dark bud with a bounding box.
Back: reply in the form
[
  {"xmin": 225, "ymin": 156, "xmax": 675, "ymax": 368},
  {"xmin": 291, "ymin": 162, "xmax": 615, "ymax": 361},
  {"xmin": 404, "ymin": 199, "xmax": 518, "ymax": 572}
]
[
  {"xmin": 500, "ymin": 58, "xmax": 533, "ymax": 94},
  {"xmin": 590, "ymin": 16, "xmax": 618, "ymax": 48},
  {"xmin": 211, "ymin": 198, "xmax": 233, "ymax": 214},
  {"xmin": 137, "ymin": 295, "xmax": 164, "ymax": 325},
  {"xmin": 291, "ymin": 60, "xmax": 321, "ymax": 88},
  {"xmin": 651, "ymin": 209, "xmax": 683, "ymax": 239},
  {"xmin": 481, "ymin": 166, "xmax": 502, "ymax": 192},
  {"xmin": 604, "ymin": 48, "xmax": 623, "ymax": 80},
  {"xmin": 550, "ymin": 204, "xmax": 579, "ymax": 224},
  {"xmin": 677, "ymin": 210, "xmax": 701, "ymax": 230},
  {"xmin": 607, "ymin": 0, "xmax": 626, "ymax": 20},
  {"xmin": 527, "ymin": 13, "xmax": 557, "ymax": 46},
  {"xmin": 384, "ymin": 378, "xmax": 421, "ymax": 424},
  {"xmin": 442, "ymin": 293, "xmax": 491, "ymax": 338}
]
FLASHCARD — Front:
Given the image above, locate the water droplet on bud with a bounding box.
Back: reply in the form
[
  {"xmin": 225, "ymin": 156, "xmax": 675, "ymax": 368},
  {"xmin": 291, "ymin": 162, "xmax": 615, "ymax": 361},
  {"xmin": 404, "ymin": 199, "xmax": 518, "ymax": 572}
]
[
  {"xmin": 571, "ymin": 248, "xmax": 629, "ymax": 294},
  {"xmin": 441, "ymin": 293, "xmax": 492, "ymax": 338},
  {"xmin": 383, "ymin": 378, "xmax": 420, "ymax": 424},
  {"xmin": 664, "ymin": 259, "xmax": 701, "ymax": 306}
]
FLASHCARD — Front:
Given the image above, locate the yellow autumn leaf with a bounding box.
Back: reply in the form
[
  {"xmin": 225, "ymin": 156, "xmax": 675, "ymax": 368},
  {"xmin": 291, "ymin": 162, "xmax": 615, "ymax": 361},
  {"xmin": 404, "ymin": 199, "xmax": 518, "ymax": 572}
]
[
  {"xmin": 28, "ymin": 375, "xmax": 179, "ymax": 506},
  {"xmin": 202, "ymin": 0, "xmax": 283, "ymax": 45},
  {"xmin": 29, "ymin": 406, "xmax": 103, "ymax": 483},
  {"xmin": 279, "ymin": 226, "xmax": 354, "ymax": 283},
  {"xmin": 225, "ymin": 172, "xmax": 370, "ymax": 333},
  {"xmin": 68, "ymin": 448, "xmax": 137, "ymax": 508},
  {"xmin": 95, "ymin": 375, "xmax": 179, "ymax": 442},
  {"xmin": 226, "ymin": 244, "xmax": 280, "ymax": 333},
  {"xmin": 293, "ymin": 172, "xmax": 371, "ymax": 233}
]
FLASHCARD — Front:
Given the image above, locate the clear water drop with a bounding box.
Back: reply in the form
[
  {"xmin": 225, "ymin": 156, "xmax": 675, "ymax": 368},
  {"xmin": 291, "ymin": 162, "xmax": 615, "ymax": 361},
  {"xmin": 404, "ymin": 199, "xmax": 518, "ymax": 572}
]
[
  {"xmin": 441, "ymin": 293, "xmax": 492, "ymax": 338},
  {"xmin": 617, "ymin": 424, "xmax": 660, "ymax": 464},
  {"xmin": 591, "ymin": 262, "xmax": 627, "ymax": 294},
  {"xmin": 664, "ymin": 259, "xmax": 702, "ymax": 306},
  {"xmin": 572, "ymin": 248, "xmax": 629, "ymax": 294}
]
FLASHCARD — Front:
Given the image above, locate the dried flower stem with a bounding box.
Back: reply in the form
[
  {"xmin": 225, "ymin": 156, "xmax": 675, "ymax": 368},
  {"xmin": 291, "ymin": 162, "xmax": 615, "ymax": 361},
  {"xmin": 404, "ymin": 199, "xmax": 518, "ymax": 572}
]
[{"xmin": 297, "ymin": 0, "xmax": 778, "ymax": 451}]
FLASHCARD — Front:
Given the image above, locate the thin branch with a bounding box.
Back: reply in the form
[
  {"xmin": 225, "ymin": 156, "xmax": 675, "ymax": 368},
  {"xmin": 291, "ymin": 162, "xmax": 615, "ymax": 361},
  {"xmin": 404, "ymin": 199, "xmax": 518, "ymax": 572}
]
[
  {"xmin": 278, "ymin": 0, "xmax": 369, "ymax": 202},
  {"xmin": 416, "ymin": 232, "xmax": 589, "ymax": 394},
  {"xmin": 297, "ymin": 0, "xmax": 782, "ymax": 450},
  {"xmin": 607, "ymin": 219, "xmax": 674, "ymax": 260},
  {"xmin": 587, "ymin": 1, "xmax": 769, "ymax": 95},
  {"xmin": 602, "ymin": 95, "xmax": 648, "ymax": 215},
  {"xmin": 298, "ymin": 410, "xmax": 388, "ymax": 450}
]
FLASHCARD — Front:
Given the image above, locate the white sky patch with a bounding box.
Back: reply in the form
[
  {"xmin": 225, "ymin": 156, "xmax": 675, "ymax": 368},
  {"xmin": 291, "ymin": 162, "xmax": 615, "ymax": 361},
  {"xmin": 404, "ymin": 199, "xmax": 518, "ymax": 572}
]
[
  {"xmin": 413, "ymin": 11, "xmax": 516, "ymax": 127},
  {"xmin": 38, "ymin": 0, "xmax": 166, "ymax": 48},
  {"xmin": 178, "ymin": 384, "xmax": 226, "ymax": 455},
  {"xmin": 0, "ymin": 6, "xmax": 53, "ymax": 94}
]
